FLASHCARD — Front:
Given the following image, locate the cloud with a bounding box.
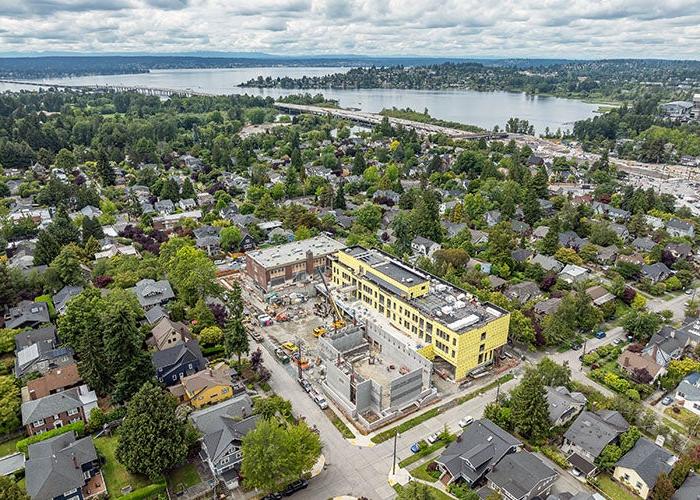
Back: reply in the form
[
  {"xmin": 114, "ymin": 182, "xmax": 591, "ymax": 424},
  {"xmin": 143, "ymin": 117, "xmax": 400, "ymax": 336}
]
[{"xmin": 0, "ymin": 0, "xmax": 699, "ymax": 58}]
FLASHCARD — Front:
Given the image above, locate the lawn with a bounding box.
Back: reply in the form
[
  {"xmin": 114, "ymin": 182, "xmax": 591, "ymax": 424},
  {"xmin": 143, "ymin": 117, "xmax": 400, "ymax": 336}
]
[
  {"xmin": 393, "ymin": 482, "xmax": 452, "ymax": 500},
  {"xmin": 410, "ymin": 461, "xmax": 439, "ymax": 483},
  {"xmin": 0, "ymin": 436, "xmax": 21, "ymax": 457},
  {"xmin": 94, "ymin": 435, "xmax": 152, "ymax": 497},
  {"xmin": 399, "ymin": 435, "xmax": 454, "ymax": 468},
  {"xmin": 595, "ymin": 475, "xmax": 639, "ymax": 500},
  {"xmin": 325, "ymin": 409, "xmax": 355, "ymax": 439},
  {"xmin": 167, "ymin": 463, "xmax": 201, "ymax": 491}
]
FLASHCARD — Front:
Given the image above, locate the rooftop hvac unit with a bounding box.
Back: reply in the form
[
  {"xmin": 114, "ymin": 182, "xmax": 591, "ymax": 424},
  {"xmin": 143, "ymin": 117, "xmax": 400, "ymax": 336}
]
[
  {"xmin": 436, "ymin": 284, "xmax": 448, "ymax": 292},
  {"xmin": 457, "ymin": 293, "xmax": 466, "ymax": 301},
  {"xmin": 441, "ymin": 306, "xmax": 453, "ymax": 315},
  {"xmin": 454, "ymin": 301, "xmax": 466, "ymax": 309},
  {"xmin": 445, "ymin": 295, "xmax": 456, "ymax": 303}
]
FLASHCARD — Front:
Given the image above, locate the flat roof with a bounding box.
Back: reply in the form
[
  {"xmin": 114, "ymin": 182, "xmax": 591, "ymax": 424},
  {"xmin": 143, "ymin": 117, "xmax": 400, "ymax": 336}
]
[
  {"xmin": 247, "ymin": 235, "xmax": 346, "ymax": 269},
  {"xmin": 343, "ymin": 246, "xmax": 506, "ymax": 333}
]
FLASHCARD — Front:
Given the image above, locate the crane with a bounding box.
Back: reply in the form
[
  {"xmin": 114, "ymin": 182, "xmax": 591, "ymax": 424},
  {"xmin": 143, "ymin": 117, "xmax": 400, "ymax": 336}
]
[{"xmin": 316, "ymin": 268, "xmax": 345, "ymax": 331}]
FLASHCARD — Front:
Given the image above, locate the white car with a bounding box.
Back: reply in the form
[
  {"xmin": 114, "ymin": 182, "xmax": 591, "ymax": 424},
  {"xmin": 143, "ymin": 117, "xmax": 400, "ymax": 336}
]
[
  {"xmin": 426, "ymin": 433, "xmax": 439, "ymax": 444},
  {"xmin": 458, "ymin": 416, "xmax": 474, "ymax": 428},
  {"xmin": 313, "ymin": 394, "xmax": 328, "ymax": 410}
]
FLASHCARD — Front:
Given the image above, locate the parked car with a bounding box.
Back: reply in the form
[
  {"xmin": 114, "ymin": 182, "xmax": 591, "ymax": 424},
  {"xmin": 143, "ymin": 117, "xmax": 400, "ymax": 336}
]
[
  {"xmin": 281, "ymin": 479, "xmax": 309, "ymax": 497},
  {"xmin": 661, "ymin": 396, "xmax": 674, "ymax": 406},
  {"xmin": 426, "ymin": 433, "xmax": 439, "ymax": 444},
  {"xmin": 410, "ymin": 443, "xmax": 421, "ymax": 453},
  {"xmin": 613, "ymin": 338, "xmax": 622, "ymax": 346},
  {"xmin": 250, "ymin": 330, "xmax": 263, "ymax": 342},
  {"xmin": 281, "ymin": 342, "xmax": 299, "ymax": 352},
  {"xmin": 313, "ymin": 394, "xmax": 328, "ymax": 409},
  {"xmin": 686, "ymin": 289, "xmax": 694, "ymax": 295},
  {"xmin": 458, "ymin": 416, "xmax": 474, "ymax": 428},
  {"xmin": 275, "ymin": 348, "xmax": 290, "ymax": 363},
  {"xmin": 299, "ymin": 378, "xmax": 312, "ymax": 393},
  {"xmin": 594, "ymin": 331, "xmax": 606, "ymax": 339},
  {"xmin": 571, "ymin": 342, "xmax": 582, "ymax": 350}
]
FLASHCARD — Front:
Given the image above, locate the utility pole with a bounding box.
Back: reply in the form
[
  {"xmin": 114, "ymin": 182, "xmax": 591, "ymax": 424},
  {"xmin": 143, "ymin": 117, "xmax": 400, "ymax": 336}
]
[{"xmin": 392, "ymin": 432, "xmax": 399, "ymax": 475}]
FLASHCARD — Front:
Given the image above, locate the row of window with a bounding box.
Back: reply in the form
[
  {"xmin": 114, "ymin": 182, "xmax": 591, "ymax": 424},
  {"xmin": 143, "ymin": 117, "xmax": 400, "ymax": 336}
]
[{"xmin": 33, "ymin": 408, "xmax": 80, "ymax": 427}]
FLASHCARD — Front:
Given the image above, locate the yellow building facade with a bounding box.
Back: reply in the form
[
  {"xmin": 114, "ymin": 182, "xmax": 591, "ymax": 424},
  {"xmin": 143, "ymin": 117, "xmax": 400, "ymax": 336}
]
[{"xmin": 332, "ymin": 247, "xmax": 510, "ymax": 380}]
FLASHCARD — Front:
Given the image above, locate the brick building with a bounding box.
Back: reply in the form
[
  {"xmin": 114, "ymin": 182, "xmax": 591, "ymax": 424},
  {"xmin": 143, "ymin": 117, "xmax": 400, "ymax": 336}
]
[{"xmin": 245, "ymin": 235, "xmax": 345, "ymax": 291}]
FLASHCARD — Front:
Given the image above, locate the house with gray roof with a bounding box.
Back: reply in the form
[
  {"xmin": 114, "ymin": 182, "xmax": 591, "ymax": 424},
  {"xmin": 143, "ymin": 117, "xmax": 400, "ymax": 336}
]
[
  {"xmin": 154, "ymin": 199, "xmax": 175, "ymax": 215},
  {"xmin": 5, "ymin": 300, "xmax": 50, "ymax": 330},
  {"xmin": 613, "ymin": 438, "xmax": 676, "ymax": 499},
  {"xmin": 546, "ymin": 386, "xmax": 586, "ymax": 427},
  {"xmin": 533, "ymin": 298, "xmax": 562, "ymax": 317},
  {"xmin": 666, "ymin": 218, "xmax": 695, "ymax": 238},
  {"xmin": 486, "ymin": 451, "xmax": 558, "ymax": 500},
  {"xmin": 52, "ymin": 285, "xmax": 83, "ymax": 315},
  {"xmin": 531, "ymin": 225, "xmax": 550, "ymax": 241},
  {"xmin": 469, "ymin": 229, "xmax": 489, "ymax": 245},
  {"xmin": 641, "ymin": 262, "xmax": 672, "ymax": 284},
  {"xmin": 632, "ymin": 237, "xmax": 656, "ymax": 252},
  {"xmin": 131, "ymin": 278, "xmax": 175, "ymax": 309},
  {"xmin": 21, "ymin": 385, "xmax": 97, "ymax": 436},
  {"xmin": 504, "ymin": 281, "xmax": 542, "ymax": 305},
  {"xmin": 562, "ymin": 410, "xmax": 629, "ymax": 475},
  {"xmin": 558, "ymin": 231, "xmax": 587, "ymax": 250},
  {"xmin": 674, "ymin": 372, "xmax": 700, "ymax": 416},
  {"xmin": 189, "ymin": 394, "xmax": 259, "ymax": 489},
  {"xmin": 485, "ymin": 210, "xmax": 501, "ymax": 227},
  {"xmin": 531, "ymin": 253, "xmax": 564, "ymax": 273},
  {"xmin": 596, "ymin": 245, "xmax": 619, "ymax": 265},
  {"xmin": 436, "ymin": 418, "xmax": 522, "ymax": 486},
  {"xmin": 144, "ymin": 305, "xmax": 168, "ymax": 326},
  {"xmin": 673, "ymin": 472, "xmax": 700, "ymax": 500},
  {"xmin": 15, "ymin": 326, "xmax": 75, "ymax": 379},
  {"xmin": 411, "ymin": 236, "xmax": 441, "ymax": 257},
  {"xmin": 152, "ymin": 340, "xmax": 206, "ymax": 387},
  {"xmin": 25, "ymin": 431, "xmax": 105, "ymax": 500},
  {"xmin": 643, "ymin": 326, "xmax": 688, "ymax": 367}
]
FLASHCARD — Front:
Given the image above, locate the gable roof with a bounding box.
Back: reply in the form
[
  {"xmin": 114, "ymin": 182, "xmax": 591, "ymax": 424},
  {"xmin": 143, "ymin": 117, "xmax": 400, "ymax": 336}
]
[
  {"xmin": 487, "ymin": 452, "xmax": 557, "ymax": 500},
  {"xmin": 546, "ymin": 386, "xmax": 586, "ymax": 424},
  {"xmin": 616, "ymin": 437, "xmax": 676, "ymax": 490},
  {"xmin": 132, "ymin": 279, "xmax": 175, "ymax": 308},
  {"xmin": 189, "ymin": 394, "xmax": 259, "ymax": 464},
  {"xmin": 6, "ymin": 301, "xmax": 50, "ymax": 329},
  {"xmin": 672, "ymin": 471, "xmax": 700, "ymax": 500},
  {"xmin": 15, "ymin": 326, "xmax": 56, "ymax": 351},
  {"xmin": 26, "ymin": 364, "xmax": 82, "ymax": 400},
  {"xmin": 437, "ymin": 418, "xmax": 521, "ymax": 484},
  {"xmin": 151, "ymin": 340, "xmax": 205, "ymax": 377},
  {"xmin": 21, "ymin": 385, "xmax": 96, "ymax": 425},
  {"xmin": 25, "ymin": 432, "xmax": 98, "ymax": 500},
  {"xmin": 564, "ymin": 410, "xmax": 629, "ymax": 458},
  {"xmin": 150, "ymin": 317, "xmax": 191, "ymax": 350}
]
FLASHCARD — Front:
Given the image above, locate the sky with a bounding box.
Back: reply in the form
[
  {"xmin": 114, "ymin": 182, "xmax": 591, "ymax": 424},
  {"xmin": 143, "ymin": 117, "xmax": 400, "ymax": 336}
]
[{"xmin": 1, "ymin": 0, "xmax": 700, "ymax": 59}]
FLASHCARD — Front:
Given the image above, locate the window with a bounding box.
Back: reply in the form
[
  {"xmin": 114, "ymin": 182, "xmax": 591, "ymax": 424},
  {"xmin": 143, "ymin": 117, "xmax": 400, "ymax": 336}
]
[
  {"xmin": 68, "ymin": 408, "xmax": 79, "ymax": 416},
  {"xmin": 479, "ymin": 344, "xmax": 485, "ymax": 352},
  {"xmin": 635, "ymin": 482, "xmax": 642, "ymax": 489},
  {"xmin": 480, "ymin": 332, "xmax": 487, "ymax": 341},
  {"xmin": 33, "ymin": 419, "xmax": 45, "ymax": 427}
]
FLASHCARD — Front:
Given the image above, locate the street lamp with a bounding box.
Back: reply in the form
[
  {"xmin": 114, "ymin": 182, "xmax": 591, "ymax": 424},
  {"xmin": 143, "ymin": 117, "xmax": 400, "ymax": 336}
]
[{"xmin": 392, "ymin": 432, "xmax": 400, "ymax": 475}]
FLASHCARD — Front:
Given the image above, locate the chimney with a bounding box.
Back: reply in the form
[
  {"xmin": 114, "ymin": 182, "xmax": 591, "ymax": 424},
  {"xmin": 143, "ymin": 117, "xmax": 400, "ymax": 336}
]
[
  {"xmin": 623, "ymin": 355, "xmax": 630, "ymax": 368},
  {"xmin": 72, "ymin": 455, "xmax": 79, "ymax": 469},
  {"xmin": 29, "ymin": 389, "xmax": 36, "ymax": 400}
]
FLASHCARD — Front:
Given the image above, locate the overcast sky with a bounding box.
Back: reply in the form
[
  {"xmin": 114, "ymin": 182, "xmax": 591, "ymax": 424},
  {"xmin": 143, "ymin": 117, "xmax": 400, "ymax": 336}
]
[{"xmin": 1, "ymin": 0, "xmax": 700, "ymax": 59}]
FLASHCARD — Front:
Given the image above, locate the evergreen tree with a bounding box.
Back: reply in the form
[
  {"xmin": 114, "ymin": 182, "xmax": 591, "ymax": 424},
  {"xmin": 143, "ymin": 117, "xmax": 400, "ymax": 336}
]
[
  {"xmin": 530, "ymin": 165, "xmax": 548, "ymax": 198},
  {"xmin": 96, "ymin": 149, "xmax": 115, "ymax": 186},
  {"xmin": 352, "ymin": 151, "xmax": 366, "ymax": 175},
  {"xmin": 49, "ymin": 243, "xmax": 85, "ymax": 287},
  {"xmin": 254, "ymin": 193, "xmax": 277, "ymax": 220},
  {"xmin": 81, "ymin": 217, "xmax": 104, "ymax": 244},
  {"xmin": 181, "ymin": 178, "xmax": 195, "ymax": 199},
  {"xmin": 333, "ymin": 182, "xmax": 347, "ymax": 210},
  {"xmin": 411, "ymin": 190, "xmax": 443, "ymax": 242},
  {"xmin": 50, "ymin": 206, "xmax": 81, "ymax": 246},
  {"xmin": 509, "ymin": 368, "xmax": 550, "ymax": 441},
  {"xmin": 540, "ymin": 217, "xmax": 560, "ymax": 255},
  {"xmin": 650, "ymin": 473, "xmax": 675, "ymax": 500},
  {"xmin": 0, "ymin": 475, "xmax": 29, "ymax": 500},
  {"xmin": 224, "ymin": 313, "xmax": 249, "ymax": 365},
  {"xmin": 33, "ymin": 229, "xmax": 60, "ymax": 266},
  {"xmin": 523, "ymin": 188, "xmax": 542, "ymax": 226},
  {"xmin": 160, "ymin": 178, "xmax": 180, "ymax": 202},
  {"xmin": 117, "ymin": 382, "xmax": 188, "ymax": 479}
]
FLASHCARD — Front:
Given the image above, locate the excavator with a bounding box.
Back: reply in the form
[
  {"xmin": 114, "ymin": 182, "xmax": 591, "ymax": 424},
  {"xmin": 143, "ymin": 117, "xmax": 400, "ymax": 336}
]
[{"xmin": 315, "ymin": 268, "xmax": 346, "ymax": 332}]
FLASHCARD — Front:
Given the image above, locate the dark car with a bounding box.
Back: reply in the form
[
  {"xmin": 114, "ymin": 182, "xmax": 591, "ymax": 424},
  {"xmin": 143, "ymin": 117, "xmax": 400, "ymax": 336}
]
[
  {"xmin": 571, "ymin": 342, "xmax": 582, "ymax": 350},
  {"xmin": 282, "ymin": 479, "xmax": 309, "ymax": 497}
]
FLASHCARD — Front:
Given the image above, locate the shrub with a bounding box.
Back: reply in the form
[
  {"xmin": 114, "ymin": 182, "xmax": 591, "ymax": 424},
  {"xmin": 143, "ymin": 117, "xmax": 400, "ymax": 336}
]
[
  {"xmin": 119, "ymin": 481, "xmax": 166, "ymax": 500},
  {"xmin": 17, "ymin": 421, "xmax": 84, "ymax": 454}
]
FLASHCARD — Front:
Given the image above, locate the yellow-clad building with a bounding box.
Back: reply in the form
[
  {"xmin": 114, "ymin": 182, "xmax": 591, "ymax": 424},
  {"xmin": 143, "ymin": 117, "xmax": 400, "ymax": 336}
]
[
  {"xmin": 331, "ymin": 246, "xmax": 510, "ymax": 380},
  {"xmin": 169, "ymin": 364, "xmax": 235, "ymax": 409}
]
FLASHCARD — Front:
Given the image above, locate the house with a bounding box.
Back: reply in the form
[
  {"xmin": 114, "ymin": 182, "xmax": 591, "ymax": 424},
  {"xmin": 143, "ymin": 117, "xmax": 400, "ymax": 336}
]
[
  {"xmin": 436, "ymin": 418, "xmax": 522, "ymax": 486},
  {"xmin": 531, "ymin": 226, "xmax": 550, "ymax": 241},
  {"xmin": 15, "ymin": 327, "xmax": 75, "ymax": 378},
  {"xmin": 486, "ymin": 452, "xmax": 558, "ymax": 500},
  {"xmin": 25, "ymin": 364, "xmax": 82, "ymax": 401},
  {"xmin": 144, "ymin": 305, "xmax": 168, "ymax": 326},
  {"xmin": 372, "ymin": 190, "xmax": 400, "ymax": 206},
  {"xmin": 487, "ymin": 275, "xmax": 507, "ymax": 290},
  {"xmin": 607, "ymin": 207, "xmax": 631, "ymax": 222},
  {"xmin": 131, "ymin": 278, "xmax": 175, "ymax": 309},
  {"xmin": 411, "ymin": 236, "xmax": 441, "ymax": 257},
  {"xmin": 674, "ymin": 372, "xmax": 700, "ymax": 415},
  {"xmin": 546, "ymin": 386, "xmax": 587, "ymax": 427},
  {"xmin": 196, "ymin": 235, "xmax": 221, "ymax": 257},
  {"xmin": 613, "ymin": 438, "xmax": 676, "ymax": 499},
  {"xmin": 148, "ymin": 317, "xmax": 193, "ymax": 351},
  {"xmin": 25, "ymin": 432, "xmax": 105, "ymax": 500},
  {"xmin": 559, "ymin": 264, "xmax": 590, "ymax": 284},
  {"xmin": 170, "ymin": 364, "xmax": 236, "ymax": 408},
  {"xmin": 618, "ymin": 350, "xmax": 665, "ymax": 383},
  {"xmin": 617, "ymin": 253, "xmax": 645, "ymax": 266},
  {"xmin": 632, "ymin": 237, "xmax": 656, "ymax": 252},
  {"xmin": 189, "ymin": 394, "xmax": 259, "ymax": 489},
  {"xmin": 154, "ymin": 199, "xmax": 175, "ymax": 214},
  {"xmin": 21, "ymin": 385, "xmax": 98, "ymax": 436},
  {"xmin": 665, "ymin": 242, "xmax": 693, "ymax": 260},
  {"xmin": 439, "ymin": 200, "xmax": 459, "ymax": 215},
  {"xmin": 152, "ymin": 210, "xmax": 202, "ymax": 231},
  {"xmin": 533, "ymin": 298, "xmax": 562, "ymax": 317},
  {"xmin": 562, "ymin": 410, "xmax": 629, "ymax": 475},
  {"xmin": 596, "ymin": 245, "xmax": 619, "ymax": 265},
  {"xmin": 511, "ymin": 248, "xmax": 533, "ymax": 264},
  {"xmin": 469, "ymin": 229, "xmax": 489, "ymax": 245},
  {"xmin": 5, "ymin": 300, "xmax": 50, "ymax": 329},
  {"xmin": 644, "ymin": 215, "xmax": 664, "ymax": 230},
  {"xmin": 152, "ymin": 340, "xmax": 206, "ymax": 387},
  {"xmin": 641, "ymin": 262, "xmax": 672, "ymax": 284},
  {"xmin": 197, "ymin": 192, "xmax": 215, "ymax": 207},
  {"xmin": 178, "ymin": 198, "xmax": 196, "ymax": 211},
  {"xmin": 504, "ymin": 281, "xmax": 542, "ymax": 305},
  {"xmin": 52, "ymin": 286, "xmax": 83, "ymax": 315},
  {"xmin": 586, "ymin": 285, "xmax": 616, "ymax": 306},
  {"xmin": 673, "ymin": 472, "xmax": 700, "ymax": 500},
  {"xmin": 643, "ymin": 327, "xmax": 687, "ymax": 366},
  {"xmin": 239, "ymin": 231, "xmax": 256, "ymax": 252},
  {"xmin": 79, "ymin": 205, "xmax": 102, "ymax": 219},
  {"xmin": 559, "ymin": 231, "xmax": 587, "ymax": 250},
  {"xmin": 485, "ymin": 210, "xmax": 501, "ymax": 227},
  {"xmin": 666, "ymin": 218, "xmax": 695, "ymax": 238},
  {"xmin": 511, "ymin": 220, "xmax": 531, "ymax": 236},
  {"xmin": 444, "ymin": 222, "xmax": 467, "ymax": 238},
  {"xmin": 531, "ymin": 253, "xmax": 564, "ymax": 273}
]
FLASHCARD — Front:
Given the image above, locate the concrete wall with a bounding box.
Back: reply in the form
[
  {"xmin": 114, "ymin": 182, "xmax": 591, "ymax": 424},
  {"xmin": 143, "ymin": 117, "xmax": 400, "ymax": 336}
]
[
  {"xmin": 327, "ymin": 327, "xmax": 365, "ymax": 354},
  {"xmin": 365, "ymin": 320, "xmax": 432, "ymax": 389},
  {"xmin": 389, "ymin": 368, "xmax": 424, "ymax": 409},
  {"xmin": 355, "ymin": 379, "xmax": 373, "ymax": 414},
  {"xmin": 370, "ymin": 379, "xmax": 383, "ymax": 411},
  {"xmin": 325, "ymin": 360, "xmax": 353, "ymax": 406}
]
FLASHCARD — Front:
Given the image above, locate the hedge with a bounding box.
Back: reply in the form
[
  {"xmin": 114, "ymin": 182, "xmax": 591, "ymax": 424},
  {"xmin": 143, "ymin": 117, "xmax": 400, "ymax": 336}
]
[
  {"xmin": 201, "ymin": 345, "xmax": 226, "ymax": 357},
  {"xmin": 119, "ymin": 481, "xmax": 167, "ymax": 500},
  {"xmin": 17, "ymin": 421, "xmax": 85, "ymax": 454}
]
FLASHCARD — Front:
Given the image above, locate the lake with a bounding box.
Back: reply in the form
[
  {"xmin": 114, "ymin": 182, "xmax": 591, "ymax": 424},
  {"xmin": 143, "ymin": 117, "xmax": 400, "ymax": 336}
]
[{"xmin": 0, "ymin": 67, "xmax": 598, "ymax": 132}]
